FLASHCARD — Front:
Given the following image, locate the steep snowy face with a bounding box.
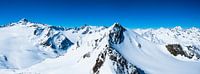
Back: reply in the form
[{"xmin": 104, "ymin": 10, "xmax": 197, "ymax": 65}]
[
  {"xmin": 91, "ymin": 23, "xmax": 142, "ymax": 74},
  {"xmin": 36, "ymin": 27, "xmax": 73, "ymax": 55},
  {"xmin": 92, "ymin": 45, "xmax": 142, "ymax": 74},
  {"xmin": 66, "ymin": 23, "xmax": 142, "ymax": 74},
  {"xmin": 0, "ymin": 19, "xmax": 73, "ymax": 69},
  {"xmin": 134, "ymin": 27, "xmax": 200, "ymax": 61}
]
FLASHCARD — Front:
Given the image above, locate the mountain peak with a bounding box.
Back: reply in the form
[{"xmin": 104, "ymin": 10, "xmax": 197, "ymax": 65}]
[
  {"xmin": 173, "ymin": 26, "xmax": 182, "ymax": 30},
  {"xmin": 19, "ymin": 18, "xmax": 28, "ymax": 22},
  {"xmin": 18, "ymin": 18, "xmax": 28, "ymax": 25},
  {"xmin": 189, "ymin": 27, "xmax": 199, "ymax": 31},
  {"xmin": 108, "ymin": 23, "xmax": 126, "ymax": 44},
  {"xmin": 110, "ymin": 22, "xmax": 126, "ymax": 31}
]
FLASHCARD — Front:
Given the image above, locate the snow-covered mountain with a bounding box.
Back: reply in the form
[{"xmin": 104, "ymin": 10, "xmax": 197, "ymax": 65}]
[
  {"xmin": 0, "ymin": 19, "xmax": 200, "ymax": 74},
  {"xmin": 0, "ymin": 19, "xmax": 74, "ymax": 69},
  {"xmin": 134, "ymin": 27, "xmax": 200, "ymax": 61}
]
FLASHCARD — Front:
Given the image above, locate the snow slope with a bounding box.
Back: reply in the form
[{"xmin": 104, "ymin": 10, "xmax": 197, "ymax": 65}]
[
  {"xmin": 114, "ymin": 29, "xmax": 200, "ymax": 74},
  {"xmin": 134, "ymin": 27, "xmax": 200, "ymax": 61},
  {"xmin": 0, "ymin": 19, "xmax": 73, "ymax": 69}
]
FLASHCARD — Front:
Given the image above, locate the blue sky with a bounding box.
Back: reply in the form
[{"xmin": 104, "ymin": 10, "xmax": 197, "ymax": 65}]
[{"xmin": 0, "ymin": 0, "xmax": 200, "ymax": 28}]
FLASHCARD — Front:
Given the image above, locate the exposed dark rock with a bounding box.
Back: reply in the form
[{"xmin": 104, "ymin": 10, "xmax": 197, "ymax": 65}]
[
  {"xmin": 34, "ymin": 28, "xmax": 44, "ymax": 36},
  {"xmin": 109, "ymin": 23, "xmax": 126, "ymax": 44},
  {"xmin": 83, "ymin": 52, "xmax": 90, "ymax": 58},
  {"xmin": 0, "ymin": 55, "xmax": 9, "ymax": 69},
  {"xmin": 3, "ymin": 56, "xmax": 7, "ymax": 61},
  {"xmin": 166, "ymin": 44, "xmax": 198, "ymax": 59},
  {"xmin": 107, "ymin": 47, "xmax": 139, "ymax": 74},
  {"xmin": 19, "ymin": 18, "xmax": 28, "ymax": 23},
  {"xmin": 18, "ymin": 18, "xmax": 28, "ymax": 25},
  {"xmin": 186, "ymin": 45, "xmax": 200, "ymax": 59},
  {"xmin": 76, "ymin": 41, "xmax": 80, "ymax": 49},
  {"xmin": 49, "ymin": 26, "xmax": 65, "ymax": 31},
  {"xmin": 138, "ymin": 43, "xmax": 141, "ymax": 48},
  {"xmin": 60, "ymin": 37, "xmax": 73, "ymax": 50},
  {"xmin": 89, "ymin": 31, "xmax": 93, "ymax": 34},
  {"xmin": 134, "ymin": 66, "xmax": 145, "ymax": 74},
  {"xmin": 40, "ymin": 33, "xmax": 73, "ymax": 54},
  {"xmin": 29, "ymin": 24, "xmax": 39, "ymax": 28},
  {"xmin": 54, "ymin": 50, "xmax": 58, "ymax": 54},
  {"xmin": 166, "ymin": 44, "xmax": 185, "ymax": 56},
  {"xmin": 92, "ymin": 46, "xmax": 145, "ymax": 74},
  {"xmin": 110, "ymin": 55, "xmax": 117, "ymax": 61},
  {"xmin": 82, "ymin": 27, "xmax": 91, "ymax": 34},
  {"xmin": 93, "ymin": 52, "xmax": 106, "ymax": 74}
]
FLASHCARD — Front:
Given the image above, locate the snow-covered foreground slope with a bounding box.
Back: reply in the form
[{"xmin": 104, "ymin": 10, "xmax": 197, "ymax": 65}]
[{"xmin": 1, "ymin": 19, "xmax": 200, "ymax": 74}]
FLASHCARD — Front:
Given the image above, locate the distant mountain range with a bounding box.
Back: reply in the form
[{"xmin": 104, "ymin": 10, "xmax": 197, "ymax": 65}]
[{"xmin": 0, "ymin": 19, "xmax": 200, "ymax": 74}]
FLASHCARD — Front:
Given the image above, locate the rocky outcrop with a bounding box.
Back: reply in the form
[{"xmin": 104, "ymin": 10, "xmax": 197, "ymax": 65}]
[
  {"xmin": 109, "ymin": 23, "xmax": 126, "ymax": 44},
  {"xmin": 166, "ymin": 44, "xmax": 200, "ymax": 60},
  {"xmin": 92, "ymin": 45, "xmax": 144, "ymax": 74}
]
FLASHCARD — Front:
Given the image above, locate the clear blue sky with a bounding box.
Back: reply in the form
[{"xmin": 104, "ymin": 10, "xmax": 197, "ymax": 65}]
[{"xmin": 0, "ymin": 0, "xmax": 200, "ymax": 28}]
